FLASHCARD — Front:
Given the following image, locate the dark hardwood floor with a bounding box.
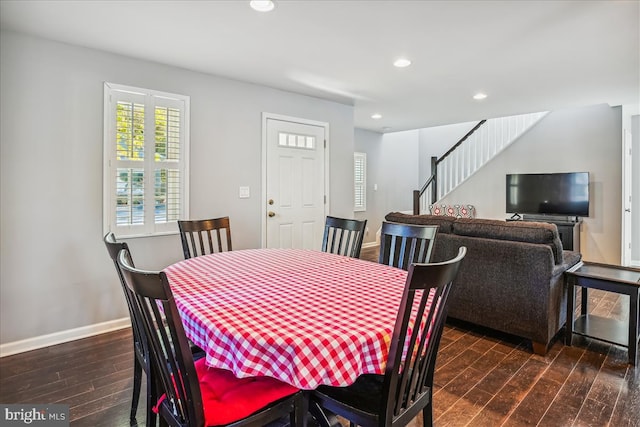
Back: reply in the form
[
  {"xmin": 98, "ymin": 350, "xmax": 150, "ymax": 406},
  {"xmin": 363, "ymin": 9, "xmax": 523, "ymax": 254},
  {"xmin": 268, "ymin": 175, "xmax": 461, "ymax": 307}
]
[{"xmin": 1, "ymin": 246, "xmax": 638, "ymax": 426}]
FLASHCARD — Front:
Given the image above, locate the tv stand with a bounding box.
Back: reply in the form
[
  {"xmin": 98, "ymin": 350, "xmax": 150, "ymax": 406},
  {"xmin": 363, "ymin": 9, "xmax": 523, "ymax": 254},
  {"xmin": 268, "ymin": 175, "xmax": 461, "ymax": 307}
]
[{"xmin": 521, "ymin": 215, "xmax": 582, "ymax": 251}]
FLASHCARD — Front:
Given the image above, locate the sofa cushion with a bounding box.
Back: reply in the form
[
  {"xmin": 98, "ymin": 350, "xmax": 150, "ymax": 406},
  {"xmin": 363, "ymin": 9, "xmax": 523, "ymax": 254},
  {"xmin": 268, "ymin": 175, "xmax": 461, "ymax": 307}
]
[
  {"xmin": 453, "ymin": 218, "xmax": 564, "ymax": 264},
  {"xmin": 385, "ymin": 212, "xmax": 454, "ymax": 234}
]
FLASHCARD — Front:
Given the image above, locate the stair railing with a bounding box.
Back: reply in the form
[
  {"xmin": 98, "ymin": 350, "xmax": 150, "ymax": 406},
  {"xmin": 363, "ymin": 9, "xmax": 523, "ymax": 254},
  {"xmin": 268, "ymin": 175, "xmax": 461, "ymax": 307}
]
[
  {"xmin": 413, "ymin": 120, "xmax": 486, "ymax": 214},
  {"xmin": 412, "ymin": 111, "xmax": 548, "ymax": 214}
]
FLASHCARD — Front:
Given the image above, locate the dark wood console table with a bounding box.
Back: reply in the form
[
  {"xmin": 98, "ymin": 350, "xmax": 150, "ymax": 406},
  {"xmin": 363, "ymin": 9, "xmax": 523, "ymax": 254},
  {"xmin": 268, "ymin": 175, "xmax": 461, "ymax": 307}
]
[
  {"xmin": 548, "ymin": 220, "xmax": 581, "ymax": 251},
  {"xmin": 507, "ymin": 217, "xmax": 581, "ymax": 250},
  {"xmin": 565, "ymin": 262, "xmax": 640, "ymax": 365}
]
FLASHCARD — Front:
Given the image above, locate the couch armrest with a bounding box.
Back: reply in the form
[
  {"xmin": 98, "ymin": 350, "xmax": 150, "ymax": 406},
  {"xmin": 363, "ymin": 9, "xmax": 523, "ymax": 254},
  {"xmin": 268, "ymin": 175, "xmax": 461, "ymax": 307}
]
[{"xmin": 434, "ymin": 234, "xmax": 561, "ymax": 345}]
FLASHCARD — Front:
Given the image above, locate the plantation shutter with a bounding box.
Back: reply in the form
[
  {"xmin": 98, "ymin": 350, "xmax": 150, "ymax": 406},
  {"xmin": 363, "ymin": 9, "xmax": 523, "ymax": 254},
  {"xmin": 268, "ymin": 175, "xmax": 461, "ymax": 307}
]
[
  {"xmin": 354, "ymin": 152, "xmax": 366, "ymax": 212},
  {"xmin": 104, "ymin": 83, "xmax": 189, "ymax": 237}
]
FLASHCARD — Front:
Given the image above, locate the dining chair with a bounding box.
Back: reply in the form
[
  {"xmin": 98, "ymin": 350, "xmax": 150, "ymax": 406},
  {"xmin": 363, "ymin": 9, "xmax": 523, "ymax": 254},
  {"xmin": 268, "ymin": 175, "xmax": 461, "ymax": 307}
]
[
  {"xmin": 311, "ymin": 246, "xmax": 467, "ymax": 427},
  {"xmin": 116, "ymin": 248, "xmax": 305, "ymax": 427},
  {"xmin": 321, "ymin": 216, "xmax": 367, "ymax": 258},
  {"xmin": 103, "ymin": 233, "xmax": 155, "ymax": 426},
  {"xmin": 378, "ymin": 222, "xmax": 439, "ymax": 270},
  {"xmin": 178, "ymin": 217, "xmax": 233, "ymax": 259}
]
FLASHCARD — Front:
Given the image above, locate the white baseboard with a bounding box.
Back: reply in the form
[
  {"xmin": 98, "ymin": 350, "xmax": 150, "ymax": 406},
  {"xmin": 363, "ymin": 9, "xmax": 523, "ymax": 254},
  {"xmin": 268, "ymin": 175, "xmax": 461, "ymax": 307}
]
[{"xmin": 0, "ymin": 317, "xmax": 131, "ymax": 358}]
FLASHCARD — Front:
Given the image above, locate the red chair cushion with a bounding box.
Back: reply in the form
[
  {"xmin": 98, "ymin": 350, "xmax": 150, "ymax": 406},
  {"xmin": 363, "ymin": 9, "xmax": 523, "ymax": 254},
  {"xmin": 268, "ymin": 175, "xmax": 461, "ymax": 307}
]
[{"xmin": 195, "ymin": 358, "xmax": 299, "ymax": 426}]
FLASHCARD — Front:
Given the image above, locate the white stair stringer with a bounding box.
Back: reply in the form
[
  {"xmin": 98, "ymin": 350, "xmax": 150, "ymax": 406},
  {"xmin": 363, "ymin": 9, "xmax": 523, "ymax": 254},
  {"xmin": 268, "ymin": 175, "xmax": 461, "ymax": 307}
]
[{"xmin": 422, "ymin": 111, "xmax": 548, "ymax": 213}]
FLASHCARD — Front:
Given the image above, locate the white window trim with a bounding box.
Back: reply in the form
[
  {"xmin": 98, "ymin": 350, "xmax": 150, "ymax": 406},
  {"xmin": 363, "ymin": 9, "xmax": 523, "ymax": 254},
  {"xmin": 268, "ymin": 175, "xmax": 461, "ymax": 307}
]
[
  {"xmin": 354, "ymin": 152, "xmax": 367, "ymax": 212},
  {"xmin": 103, "ymin": 82, "xmax": 190, "ymax": 238}
]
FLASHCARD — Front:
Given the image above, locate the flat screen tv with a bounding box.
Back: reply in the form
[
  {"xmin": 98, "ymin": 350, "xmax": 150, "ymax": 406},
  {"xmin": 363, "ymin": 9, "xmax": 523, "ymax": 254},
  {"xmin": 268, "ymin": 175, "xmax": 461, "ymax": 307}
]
[{"xmin": 506, "ymin": 172, "xmax": 590, "ymax": 217}]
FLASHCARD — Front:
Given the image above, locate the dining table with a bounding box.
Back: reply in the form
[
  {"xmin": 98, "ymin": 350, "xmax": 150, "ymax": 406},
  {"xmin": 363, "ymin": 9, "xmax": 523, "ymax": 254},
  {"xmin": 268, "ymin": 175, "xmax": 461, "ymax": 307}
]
[{"xmin": 162, "ymin": 248, "xmax": 429, "ymax": 391}]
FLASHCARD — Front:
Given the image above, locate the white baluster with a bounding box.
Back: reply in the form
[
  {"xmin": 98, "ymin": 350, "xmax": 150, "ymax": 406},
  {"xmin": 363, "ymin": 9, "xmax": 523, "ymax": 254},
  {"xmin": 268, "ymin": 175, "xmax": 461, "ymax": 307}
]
[
  {"xmin": 465, "ymin": 136, "xmax": 470, "ymax": 179},
  {"xmin": 457, "ymin": 147, "xmax": 462, "ymax": 185},
  {"xmin": 470, "ymin": 133, "xmax": 476, "ymax": 173},
  {"xmin": 452, "ymin": 151, "xmax": 457, "ymax": 188},
  {"xmin": 518, "ymin": 115, "xmax": 524, "ymax": 136},
  {"xmin": 431, "ymin": 111, "xmax": 549, "ymax": 200},
  {"xmin": 492, "ymin": 124, "xmax": 498, "ymax": 158}
]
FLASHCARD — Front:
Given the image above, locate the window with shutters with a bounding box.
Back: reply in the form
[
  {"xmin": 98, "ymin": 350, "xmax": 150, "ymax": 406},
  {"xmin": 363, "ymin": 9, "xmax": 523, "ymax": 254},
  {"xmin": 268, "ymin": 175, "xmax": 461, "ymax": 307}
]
[
  {"xmin": 354, "ymin": 152, "xmax": 366, "ymax": 212},
  {"xmin": 103, "ymin": 83, "xmax": 189, "ymax": 238}
]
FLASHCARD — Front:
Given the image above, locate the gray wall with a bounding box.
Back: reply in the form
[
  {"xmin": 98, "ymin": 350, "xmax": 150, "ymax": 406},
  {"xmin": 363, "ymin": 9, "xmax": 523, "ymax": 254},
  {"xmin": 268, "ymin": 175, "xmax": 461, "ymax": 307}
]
[
  {"xmin": 417, "ymin": 121, "xmax": 477, "ymax": 184},
  {"xmin": 354, "ymin": 129, "xmax": 419, "ymax": 244},
  {"xmin": 356, "ymin": 104, "xmax": 624, "ymax": 264},
  {"xmin": 436, "ymin": 104, "xmax": 622, "ymax": 264},
  {"xmin": 0, "ymin": 31, "xmax": 355, "ymax": 345},
  {"xmin": 353, "ymin": 129, "xmax": 382, "ymax": 244}
]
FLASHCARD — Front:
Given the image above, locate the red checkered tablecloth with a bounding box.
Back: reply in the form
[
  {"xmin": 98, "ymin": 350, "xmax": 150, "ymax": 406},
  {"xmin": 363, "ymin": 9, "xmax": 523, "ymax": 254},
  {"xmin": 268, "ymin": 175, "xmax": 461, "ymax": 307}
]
[{"xmin": 163, "ymin": 248, "xmax": 416, "ymax": 390}]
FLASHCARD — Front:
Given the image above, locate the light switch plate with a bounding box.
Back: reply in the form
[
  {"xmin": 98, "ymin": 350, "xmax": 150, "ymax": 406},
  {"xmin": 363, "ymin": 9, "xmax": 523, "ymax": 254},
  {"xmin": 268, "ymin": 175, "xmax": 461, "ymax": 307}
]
[{"xmin": 239, "ymin": 186, "xmax": 250, "ymax": 198}]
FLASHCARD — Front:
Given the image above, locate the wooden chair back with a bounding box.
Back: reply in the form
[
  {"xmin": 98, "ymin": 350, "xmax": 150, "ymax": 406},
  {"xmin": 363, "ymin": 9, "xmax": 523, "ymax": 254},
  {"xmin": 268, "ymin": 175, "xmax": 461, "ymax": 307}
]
[
  {"xmin": 117, "ymin": 248, "xmax": 303, "ymax": 427},
  {"xmin": 103, "ymin": 233, "xmax": 154, "ymax": 425},
  {"xmin": 322, "ymin": 216, "xmax": 367, "ymax": 258},
  {"xmin": 382, "ymin": 247, "xmax": 466, "ymax": 426},
  {"xmin": 178, "ymin": 216, "xmax": 232, "ymax": 259},
  {"xmin": 310, "ymin": 247, "xmax": 467, "ymax": 427},
  {"xmin": 117, "ymin": 248, "xmax": 205, "ymax": 427},
  {"xmin": 379, "ymin": 222, "xmax": 438, "ymax": 270}
]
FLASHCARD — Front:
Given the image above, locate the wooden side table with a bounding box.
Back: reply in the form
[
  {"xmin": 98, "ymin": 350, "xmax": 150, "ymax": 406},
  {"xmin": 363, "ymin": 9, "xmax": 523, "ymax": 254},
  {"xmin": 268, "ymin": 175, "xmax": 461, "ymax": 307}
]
[{"xmin": 565, "ymin": 262, "xmax": 640, "ymax": 365}]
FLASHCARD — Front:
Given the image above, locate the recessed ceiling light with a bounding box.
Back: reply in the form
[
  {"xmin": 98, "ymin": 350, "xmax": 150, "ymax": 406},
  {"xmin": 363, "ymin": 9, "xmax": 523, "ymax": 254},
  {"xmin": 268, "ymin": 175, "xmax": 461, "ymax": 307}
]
[
  {"xmin": 250, "ymin": 1, "xmax": 275, "ymax": 12},
  {"xmin": 473, "ymin": 92, "xmax": 488, "ymax": 100},
  {"xmin": 393, "ymin": 58, "xmax": 412, "ymax": 68},
  {"xmin": 371, "ymin": 113, "xmax": 382, "ymax": 119}
]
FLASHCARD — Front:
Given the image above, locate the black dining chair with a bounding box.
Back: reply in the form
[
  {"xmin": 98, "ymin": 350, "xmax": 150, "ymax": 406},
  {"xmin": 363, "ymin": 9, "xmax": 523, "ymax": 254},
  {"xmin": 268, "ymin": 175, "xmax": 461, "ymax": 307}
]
[
  {"xmin": 116, "ymin": 248, "xmax": 305, "ymax": 427},
  {"xmin": 311, "ymin": 247, "xmax": 467, "ymax": 427},
  {"xmin": 178, "ymin": 216, "xmax": 232, "ymax": 259},
  {"xmin": 378, "ymin": 222, "xmax": 439, "ymax": 270},
  {"xmin": 321, "ymin": 216, "xmax": 367, "ymax": 258},
  {"xmin": 103, "ymin": 233, "xmax": 155, "ymax": 426}
]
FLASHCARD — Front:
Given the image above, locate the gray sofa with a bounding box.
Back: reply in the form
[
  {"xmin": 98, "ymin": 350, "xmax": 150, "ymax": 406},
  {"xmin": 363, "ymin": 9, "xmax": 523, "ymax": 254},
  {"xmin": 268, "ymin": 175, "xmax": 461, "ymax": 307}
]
[{"xmin": 385, "ymin": 212, "xmax": 582, "ymax": 355}]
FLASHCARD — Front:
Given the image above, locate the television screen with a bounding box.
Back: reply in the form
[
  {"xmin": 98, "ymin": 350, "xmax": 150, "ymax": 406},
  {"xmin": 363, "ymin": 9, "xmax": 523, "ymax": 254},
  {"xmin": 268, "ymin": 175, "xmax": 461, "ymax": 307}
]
[{"xmin": 506, "ymin": 172, "xmax": 589, "ymax": 217}]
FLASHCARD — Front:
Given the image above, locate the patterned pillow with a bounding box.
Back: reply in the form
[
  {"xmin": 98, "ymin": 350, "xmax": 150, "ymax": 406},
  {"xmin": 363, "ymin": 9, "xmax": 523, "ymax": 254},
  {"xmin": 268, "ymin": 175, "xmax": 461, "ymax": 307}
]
[
  {"xmin": 457, "ymin": 205, "xmax": 476, "ymax": 218},
  {"xmin": 428, "ymin": 204, "xmax": 476, "ymax": 219}
]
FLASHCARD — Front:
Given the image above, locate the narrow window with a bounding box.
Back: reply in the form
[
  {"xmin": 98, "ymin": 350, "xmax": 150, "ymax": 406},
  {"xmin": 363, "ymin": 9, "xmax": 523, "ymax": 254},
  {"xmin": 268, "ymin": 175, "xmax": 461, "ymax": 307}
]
[
  {"xmin": 354, "ymin": 152, "xmax": 366, "ymax": 212},
  {"xmin": 103, "ymin": 83, "xmax": 189, "ymax": 237}
]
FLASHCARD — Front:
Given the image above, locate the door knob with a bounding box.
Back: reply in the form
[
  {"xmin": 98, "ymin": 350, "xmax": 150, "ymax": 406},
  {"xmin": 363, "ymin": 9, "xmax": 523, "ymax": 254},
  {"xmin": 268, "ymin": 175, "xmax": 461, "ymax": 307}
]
[{"xmin": 268, "ymin": 211, "xmax": 276, "ymax": 217}]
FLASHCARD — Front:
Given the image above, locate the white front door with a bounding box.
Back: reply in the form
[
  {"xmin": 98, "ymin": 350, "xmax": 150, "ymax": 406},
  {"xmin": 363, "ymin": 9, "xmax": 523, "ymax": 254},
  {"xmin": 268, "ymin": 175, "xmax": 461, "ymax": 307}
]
[{"xmin": 263, "ymin": 116, "xmax": 327, "ymax": 249}]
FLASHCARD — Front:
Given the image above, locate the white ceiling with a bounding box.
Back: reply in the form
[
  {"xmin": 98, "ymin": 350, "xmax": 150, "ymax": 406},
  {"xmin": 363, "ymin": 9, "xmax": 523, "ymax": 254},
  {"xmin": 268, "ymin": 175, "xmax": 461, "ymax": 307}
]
[{"xmin": 1, "ymin": 0, "xmax": 638, "ymax": 133}]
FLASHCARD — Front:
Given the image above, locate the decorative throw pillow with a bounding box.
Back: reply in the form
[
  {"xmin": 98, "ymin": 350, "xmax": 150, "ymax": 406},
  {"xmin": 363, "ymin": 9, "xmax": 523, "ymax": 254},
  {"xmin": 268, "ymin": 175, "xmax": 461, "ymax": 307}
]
[
  {"xmin": 457, "ymin": 204, "xmax": 476, "ymax": 219},
  {"xmin": 428, "ymin": 204, "xmax": 451, "ymax": 216},
  {"xmin": 428, "ymin": 204, "xmax": 476, "ymax": 219}
]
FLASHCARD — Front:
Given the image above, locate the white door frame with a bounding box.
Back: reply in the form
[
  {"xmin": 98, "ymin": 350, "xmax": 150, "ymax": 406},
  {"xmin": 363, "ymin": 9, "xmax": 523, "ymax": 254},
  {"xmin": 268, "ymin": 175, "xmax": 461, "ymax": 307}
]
[
  {"xmin": 622, "ymin": 128, "xmax": 632, "ymax": 266},
  {"xmin": 261, "ymin": 113, "xmax": 330, "ymax": 248},
  {"xmin": 621, "ymin": 104, "xmax": 639, "ymax": 266}
]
